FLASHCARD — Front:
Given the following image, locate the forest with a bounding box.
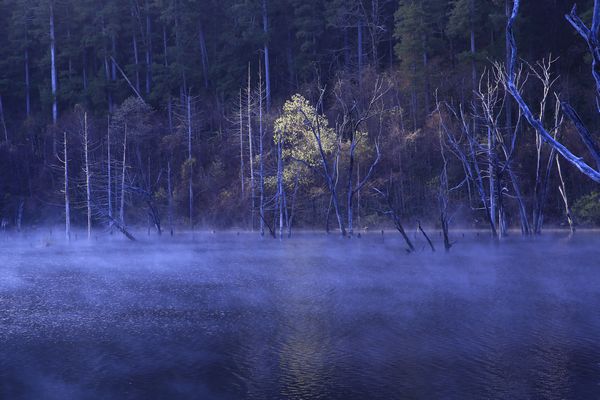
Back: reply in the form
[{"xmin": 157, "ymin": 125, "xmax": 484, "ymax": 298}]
[{"xmin": 1, "ymin": 0, "xmax": 600, "ymax": 239}]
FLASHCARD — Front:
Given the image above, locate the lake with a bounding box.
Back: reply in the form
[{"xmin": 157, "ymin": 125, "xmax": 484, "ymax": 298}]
[{"xmin": 1, "ymin": 231, "xmax": 599, "ymax": 399}]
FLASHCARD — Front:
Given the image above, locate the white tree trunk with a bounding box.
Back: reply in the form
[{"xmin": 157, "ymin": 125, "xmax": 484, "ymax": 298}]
[
  {"xmin": 107, "ymin": 117, "xmax": 113, "ymax": 231},
  {"xmin": 247, "ymin": 66, "xmax": 255, "ymax": 230},
  {"xmin": 487, "ymin": 126, "xmax": 496, "ymax": 235},
  {"xmin": 120, "ymin": 124, "xmax": 127, "ymax": 224},
  {"xmin": 277, "ymin": 137, "xmax": 284, "ymax": 240},
  {"xmin": 258, "ymin": 62, "xmax": 265, "ymax": 236},
  {"xmin": 63, "ymin": 131, "xmax": 70, "ymax": 241},
  {"xmin": 239, "ymin": 90, "xmax": 245, "ymax": 197},
  {"xmin": 187, "ymin": 93, "xmax": 194, "ymax": 229},
  {"xmin": 167, "ymin": 159, "xmax": 174, "ymax": 236},
  {"xmin": 83, "ymin": 113, "xmax": 92, "ymax": 240},
  {"xmin": 50, "ymin": 2, "xmax": 57, "ymax": 125},
  {"xmin": 556, "ymin": 157, "xmax": 575, "ymax": 234}
]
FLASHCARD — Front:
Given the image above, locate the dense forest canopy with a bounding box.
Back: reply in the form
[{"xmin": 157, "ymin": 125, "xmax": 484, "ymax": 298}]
[{"xmin": 0, "ymin": 0, "xmax": 599, "ymax": 237}]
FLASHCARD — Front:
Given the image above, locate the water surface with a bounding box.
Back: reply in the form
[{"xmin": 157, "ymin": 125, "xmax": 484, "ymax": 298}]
[{"xmin": 1, "ymin": 232, "xmax": 599, "ymax": 399}]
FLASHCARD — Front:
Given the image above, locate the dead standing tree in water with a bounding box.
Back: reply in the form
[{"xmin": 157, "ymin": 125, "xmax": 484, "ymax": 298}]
[
  {"xmin": 506, "ymin": 0, "xmax": 600, "ymax": 184},
  {"xmin": 373, "ymin": 185, "xmax": 415, "ymax": 253},
  {"xmin": 80, "ymin": 111, "xmax": 93, "ymax": 240},
  {"xmin": 437, "ymin": 102, "xmax": 498, "ymax": 238}
]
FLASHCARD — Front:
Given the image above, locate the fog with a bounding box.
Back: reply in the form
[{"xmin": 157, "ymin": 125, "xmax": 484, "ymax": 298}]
[{"xmin": 1, "ymin": 232, "xmax": 600, "ymax": 399}]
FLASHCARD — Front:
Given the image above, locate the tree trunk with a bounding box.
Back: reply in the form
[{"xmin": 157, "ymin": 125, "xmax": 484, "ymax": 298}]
[
  {"xmin": 556, "ymin": 156, "xmax": 575, "ymax": 235},
  {"xmin": 49, "ymin": 1, "xmax": 58, "ymax": 157},
  {"xmin": 262, "ymin": 0, "xmax": 271, "ymax": 110},
  {"xmin": 258, "ymin": 62, "xmax": 265, "ymax": 236},
  {"xmin": 120, "ymin": 124, "xmax": 127, "ymax": 225},
  {"xmin": 83, "ymin": 113, "xmax": 92, "ymax": 240},
  {"xmin": 277, "ymin": 136, "xmax": 284, "ymax": 240},
  {"xmin": 132, "ymin": 33, "xmax": 140, "ymax": 94},
  {"xmin": 199, "ymin": 22, "xmax": 209, "ymax": 89},
  {"xmin": 469, "ymin": 0, "xmax": 477, "ymax": 94},
  {"xmin": 63, "ymin": 131, "xmax": 70, "ymax": 242},
  {"xmin": 107, "ymin": 117, "xmax": 113, "ymax": 231},
  {"xmin": 346, "ymin": 139, "xmax": 356, "ymax": 235},
  {"xmin": 25, "ymin": 47, "xmax": 31, "ymax": 117},
  {"xmin": 287, "ymin": 174, "xmax": 299, "ymax": 238},
  {"xmin": 167, "ymin": 159, "xmax": 174, "ymax": 236},
  {"xmin": 239, "ymin": 90, "xmax": 245, "ymax": 197},
  {"xmin": 50, "ymin": 1, "xmax": 57, "ymax": 125},
  {"xmin": 0, "ymin": 95, "xmax": 8, "ymax": 142},
  {"xmin": 357, "ymin": 19, "xmax": 363, "ymax": 80},
  {"xmin": 145, "ymin": 1, "xmax": 152, "ymax": 95},
  {"xmin": 487, "ymin": 126, "xmax": 496, "ymax": 234},
  {"xmin": 82, "ymin": 50, "xmax": 88, "ymax": 90},
  {"xmin": 247, "ymin": 66, "xmax": 255, "ymax": 230},
  {"xmin": 187, "ymin": 93, "xmax": 194, "ymax": 229}
]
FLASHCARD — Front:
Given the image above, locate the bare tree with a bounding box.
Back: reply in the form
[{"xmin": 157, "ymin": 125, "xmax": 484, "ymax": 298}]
[
  {"xmin": 239, "ymin": 89, "xmax": 245, "ymax": 197},
  {"xmin": 58, "ymin": 131, "xmax": 71, "ymax": 241},
  {"xmin": 247, "ymin": 66, "xmax": 255, "ymax": 230},
  {"xmin": 107, "ymin": 116, "xmax": 113, "ymax": 231},
  {"xmin": 373, "ymin": 185, "xmax": 415, "ymax": 252},
  {"xmin": 506, "ymin": 0, "xmax": 600, "ymax": 183},
  {"xmin": 437, "ymin": 101, "xmax": 498, "ymax": 238},
  {"xmin": 258, "ymin": 62, "xmax": 266, "ymax": 237},
  {"xmin": 186, "ymin": 92, "xmax": 194, "ymax": 229},
  {"xmin": 120, "ymin": 123, "xmax": 127, "ymax": 225}
]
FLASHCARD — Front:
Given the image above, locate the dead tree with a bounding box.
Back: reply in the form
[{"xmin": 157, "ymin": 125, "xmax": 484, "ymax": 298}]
[
  {"xmin": 247, "ymin": 65, "xmax": 255, "ymax": 230},
  {"xmin": 107, "ymin": 116, "xmax": 113, "ymax": 231},
  {"xmin": 479, "ymin": 66, "xmax": 531, "ymax": 235},
  {"xmin": 57, "ymin": 131, "xmax": 71, "ymax": 241},
  {"xmin": 506, "ymin": 0, "xmax": 600, "ymax": 183},
  {"xmin": 120, "ymin": 123, "xmax": 128, "ymax": 225},
  {"xmin": 186, "ymin": 92, "xmax": 194, "ymax": 229},
  {"xmin": 437, "ymin": 102, "xmax": 498, "ymax": 238},
  {"xmin": 239, "ymin": 89, "xmax": 245, "ymax": 198},
  {"xmin": 556, "ymin": 155, "xmax": 575, "ymax": 234},
  {"xmin": 417, "ymin": 220, "xmax": 435, "ymax": 252},
  {"xmin": 373, "ymin": 186, "xmax": 415, "ymax": 252},
  {"xmin": 81, "ymin": 111, "xmax": 92, "ymax": 240},
  {"xmin": 438, "ymin": 128, "xmax": 452, "ymax": 251},
  {"xmin": 167, "ymin": 160, "xmax": 174, "ymax": 235},
  {"xmin": 258, "ymin": 61, "xmax": 266, "ymax": 236}
]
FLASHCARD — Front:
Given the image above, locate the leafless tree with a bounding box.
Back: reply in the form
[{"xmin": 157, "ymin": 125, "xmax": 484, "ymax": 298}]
[{"xmin": 506, "ymin": 0, "xmax": 600, "ymax": 183}]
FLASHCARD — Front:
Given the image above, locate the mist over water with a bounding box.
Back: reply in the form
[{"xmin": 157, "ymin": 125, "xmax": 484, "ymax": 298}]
[{"xmin": 1, "ymin": 232, "xmax": 599, "ymax": 399}]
